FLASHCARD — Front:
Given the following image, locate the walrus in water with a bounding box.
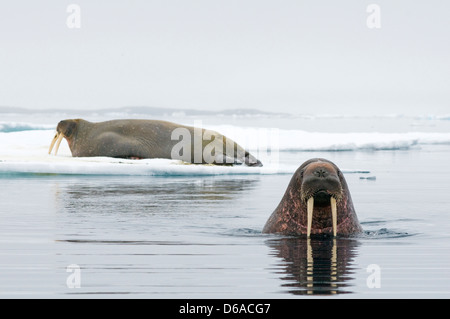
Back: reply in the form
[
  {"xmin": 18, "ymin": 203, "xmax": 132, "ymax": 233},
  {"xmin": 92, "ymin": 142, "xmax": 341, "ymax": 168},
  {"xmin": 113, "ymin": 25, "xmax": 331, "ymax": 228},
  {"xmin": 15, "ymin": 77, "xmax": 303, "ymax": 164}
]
[
  {"xmin": 263, "ymin": 158, "xmax": 362, "ymax": 236},
  {"xmin": 48, "ymin": 119, "xmax": 262, "ymax": 166}
]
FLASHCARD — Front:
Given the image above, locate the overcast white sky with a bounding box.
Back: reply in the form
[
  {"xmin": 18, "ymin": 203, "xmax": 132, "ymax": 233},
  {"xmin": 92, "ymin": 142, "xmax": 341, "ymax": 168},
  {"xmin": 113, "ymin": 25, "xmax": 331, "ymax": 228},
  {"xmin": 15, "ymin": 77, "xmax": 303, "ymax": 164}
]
[{"xmin": 0, "ymin": 0, "xmax": 449, "ymax": 115}]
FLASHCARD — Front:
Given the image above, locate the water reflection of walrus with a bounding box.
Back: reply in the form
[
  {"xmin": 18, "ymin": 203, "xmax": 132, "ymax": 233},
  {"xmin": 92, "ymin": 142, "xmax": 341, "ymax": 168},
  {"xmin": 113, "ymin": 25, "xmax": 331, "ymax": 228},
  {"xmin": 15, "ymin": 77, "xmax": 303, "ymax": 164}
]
[
  {"xmin": 48, "ymin": 119, "xmax": 262, "ymax": 166},
  {"xmin": 266, "ymin": 237, "xmax": 359, "ymax": 295},
  {"xmin": 263, "ymin": 158, "xmax": 362, "ymax": 236}
]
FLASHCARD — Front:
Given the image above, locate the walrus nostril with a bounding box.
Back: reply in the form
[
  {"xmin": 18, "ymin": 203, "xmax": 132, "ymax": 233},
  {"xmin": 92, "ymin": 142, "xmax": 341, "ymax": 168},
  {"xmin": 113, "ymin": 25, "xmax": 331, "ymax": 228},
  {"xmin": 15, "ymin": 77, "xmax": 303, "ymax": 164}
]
[{"xmin": 314, "ymin": 168, "xmax": 328, "ymax": 178}]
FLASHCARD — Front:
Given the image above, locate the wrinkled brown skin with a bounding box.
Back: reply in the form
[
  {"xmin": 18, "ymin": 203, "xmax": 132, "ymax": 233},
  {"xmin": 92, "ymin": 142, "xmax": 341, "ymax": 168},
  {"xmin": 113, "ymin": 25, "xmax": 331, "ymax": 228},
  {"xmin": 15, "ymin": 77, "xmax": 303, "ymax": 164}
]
[
  {"xmin": 53, "ymin": 119, "xmax": 262, "ymax": 166},
  {"xmin": 263, "ymin": 158, "xmax": 362, "ymax": 237}
]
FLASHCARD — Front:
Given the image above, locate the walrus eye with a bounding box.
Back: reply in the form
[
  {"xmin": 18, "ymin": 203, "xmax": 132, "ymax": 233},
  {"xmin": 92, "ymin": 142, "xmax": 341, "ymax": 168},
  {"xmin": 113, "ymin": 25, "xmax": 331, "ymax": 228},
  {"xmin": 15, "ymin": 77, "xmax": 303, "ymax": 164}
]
[{"xmin": 300, "ymin": 170, "xmax": 304, "ymax": 178}]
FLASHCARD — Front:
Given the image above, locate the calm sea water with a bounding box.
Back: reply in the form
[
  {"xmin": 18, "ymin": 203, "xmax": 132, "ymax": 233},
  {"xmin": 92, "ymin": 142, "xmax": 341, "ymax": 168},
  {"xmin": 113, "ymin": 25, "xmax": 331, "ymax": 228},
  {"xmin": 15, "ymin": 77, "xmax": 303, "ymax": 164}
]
[{"xmin": 1, "ymin": 142, "xmax": 450, "ymax": 298}]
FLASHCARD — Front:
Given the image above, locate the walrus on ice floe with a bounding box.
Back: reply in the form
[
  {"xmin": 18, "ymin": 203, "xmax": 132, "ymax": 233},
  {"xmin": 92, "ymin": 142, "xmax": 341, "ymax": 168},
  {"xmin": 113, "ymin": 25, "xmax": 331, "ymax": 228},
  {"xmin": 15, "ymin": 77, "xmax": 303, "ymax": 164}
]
[
  {"xmin": 48, "ymin": 119, "xmax": 262, "ymax": 166},
  {"xmin": 263, "ymin": 158, "xmax": 362, "ymax": 237}
]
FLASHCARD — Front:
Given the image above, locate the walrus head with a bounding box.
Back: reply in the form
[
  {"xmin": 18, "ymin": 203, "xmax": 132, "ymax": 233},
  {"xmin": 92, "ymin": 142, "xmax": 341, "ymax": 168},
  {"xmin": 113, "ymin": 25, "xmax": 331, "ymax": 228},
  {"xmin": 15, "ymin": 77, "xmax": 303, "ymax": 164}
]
[
  {"xmin": 263, "ymin": 158, "xmax": 362, "ymax": 237},
  {"xmin": 48, "ymin": 119, "xmax": 80, "ymax": 155},
  {"xmin": 299, "ymin": 159, "xmax": 344, "ymax": 237}
]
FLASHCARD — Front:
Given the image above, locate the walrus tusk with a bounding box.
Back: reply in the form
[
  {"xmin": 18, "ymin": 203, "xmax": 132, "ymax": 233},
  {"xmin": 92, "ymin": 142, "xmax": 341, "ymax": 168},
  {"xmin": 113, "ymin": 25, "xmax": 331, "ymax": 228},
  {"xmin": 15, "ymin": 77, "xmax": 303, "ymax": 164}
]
[
  {"xmin": 54, "ymin": 133, "xmax": 64, "ymax": 155},
  {"xmin": 307, "ymin": 197, "xmax": 314, "ymax": 237},
  {"xmin": 48, "ymin": 132, "xmax": 60, "ymax": 155},
  {"xmin": 331, "ymin": 197, "xmax": 337, "ymax": 237},
  {"xmin": 49, "ymin": 132, "xmax": 63, "ymax": 155},
  {"xmin": 306, "ymin": 196, "xmax": 337, "ymax": 237}
]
